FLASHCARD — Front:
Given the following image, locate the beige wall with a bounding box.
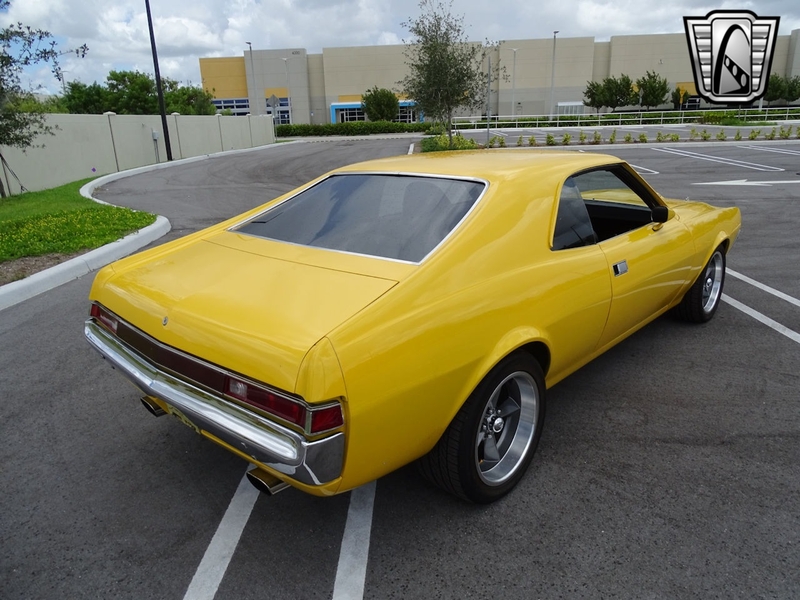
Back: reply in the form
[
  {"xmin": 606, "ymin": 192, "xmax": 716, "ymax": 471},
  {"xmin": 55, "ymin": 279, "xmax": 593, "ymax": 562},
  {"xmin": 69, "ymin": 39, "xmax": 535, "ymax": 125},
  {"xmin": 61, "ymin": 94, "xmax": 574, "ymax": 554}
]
[{"xmin": 0, "ymin": 114, "xmax": 275, "ymax": 196}]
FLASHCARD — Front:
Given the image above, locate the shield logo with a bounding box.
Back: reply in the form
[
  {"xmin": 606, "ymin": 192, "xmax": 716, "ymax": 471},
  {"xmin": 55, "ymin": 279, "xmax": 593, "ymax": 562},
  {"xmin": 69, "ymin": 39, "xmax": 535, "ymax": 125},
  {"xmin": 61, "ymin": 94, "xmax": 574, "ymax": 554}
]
[{"xmin": 684, "ymin": 10, "xmax": 780, "ymax": 104}]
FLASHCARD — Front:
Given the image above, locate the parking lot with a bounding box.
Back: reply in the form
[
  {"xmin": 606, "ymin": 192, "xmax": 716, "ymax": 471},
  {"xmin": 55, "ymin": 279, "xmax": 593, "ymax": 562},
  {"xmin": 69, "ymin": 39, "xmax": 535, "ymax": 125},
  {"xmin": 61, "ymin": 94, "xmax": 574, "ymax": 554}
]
[{"xmin": 1, "ymin": 137, "xmax": 798, "ymax": 599}]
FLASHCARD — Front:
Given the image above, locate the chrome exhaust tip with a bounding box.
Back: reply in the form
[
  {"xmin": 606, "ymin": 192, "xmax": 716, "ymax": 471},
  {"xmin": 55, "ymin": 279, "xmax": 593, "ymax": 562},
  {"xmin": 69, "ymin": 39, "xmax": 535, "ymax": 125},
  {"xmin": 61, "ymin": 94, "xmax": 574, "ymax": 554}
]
[
  {"xmin": 140, "ymin": 396, "xmax": 166, "ymax": 417},
  {"xmin": 246, "ymin": 468, "xmax": 290, "ymax": 495}
]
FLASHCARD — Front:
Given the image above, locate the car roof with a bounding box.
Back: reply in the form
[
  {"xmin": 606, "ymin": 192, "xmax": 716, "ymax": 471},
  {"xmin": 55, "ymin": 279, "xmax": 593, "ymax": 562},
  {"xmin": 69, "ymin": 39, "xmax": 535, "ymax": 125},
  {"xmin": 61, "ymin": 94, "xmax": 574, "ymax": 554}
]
[{"xmin": 333, "ymin": 150, "xmax": 625, "ymax": 183}]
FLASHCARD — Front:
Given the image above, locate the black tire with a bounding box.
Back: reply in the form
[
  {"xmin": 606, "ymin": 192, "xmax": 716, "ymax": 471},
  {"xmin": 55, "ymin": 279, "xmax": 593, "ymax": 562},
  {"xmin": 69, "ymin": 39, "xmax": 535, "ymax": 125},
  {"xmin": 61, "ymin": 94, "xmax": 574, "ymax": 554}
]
[
  {"xmin": 675, "ymin": 246, "xmax": 726, "ymax": 323},
  {"xmin": 417, "ymin": 353, "xmax": 546, "ymax": 504}
]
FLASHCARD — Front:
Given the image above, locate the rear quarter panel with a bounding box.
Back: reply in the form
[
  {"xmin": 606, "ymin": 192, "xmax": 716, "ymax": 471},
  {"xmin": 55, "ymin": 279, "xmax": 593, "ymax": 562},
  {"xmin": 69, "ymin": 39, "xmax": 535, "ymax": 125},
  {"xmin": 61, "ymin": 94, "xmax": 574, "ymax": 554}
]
[{"xmin": 327, "ymin": 168, "xmax": 612, "ymax": 492}]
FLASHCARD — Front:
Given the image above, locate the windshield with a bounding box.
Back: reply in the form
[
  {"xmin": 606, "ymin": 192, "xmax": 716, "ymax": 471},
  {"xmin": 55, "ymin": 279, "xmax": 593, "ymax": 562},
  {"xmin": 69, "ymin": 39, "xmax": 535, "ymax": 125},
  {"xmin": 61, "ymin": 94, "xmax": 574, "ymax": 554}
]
[{"xmin": 234, "ymin": 174, "xmax": 485, "ymax": 263}]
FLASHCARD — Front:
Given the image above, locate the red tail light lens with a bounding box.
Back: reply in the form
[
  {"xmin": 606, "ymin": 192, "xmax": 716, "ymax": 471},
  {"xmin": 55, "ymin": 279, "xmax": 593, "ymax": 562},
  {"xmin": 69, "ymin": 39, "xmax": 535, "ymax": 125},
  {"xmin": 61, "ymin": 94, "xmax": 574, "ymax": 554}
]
[
  {"xmin": 90, "ymin": 303, "xmax": 118, "ymax": 334},
  {"xmin": 309, "ymin": 405, "xmax": 344, "ymax": 433},
  {"xmin": 225, "ymin": 375, "xmax": 343, "ymax": 434},
  {"xmin": 226, "ymin": 375, "xmax": 305, "ymax": 427}
]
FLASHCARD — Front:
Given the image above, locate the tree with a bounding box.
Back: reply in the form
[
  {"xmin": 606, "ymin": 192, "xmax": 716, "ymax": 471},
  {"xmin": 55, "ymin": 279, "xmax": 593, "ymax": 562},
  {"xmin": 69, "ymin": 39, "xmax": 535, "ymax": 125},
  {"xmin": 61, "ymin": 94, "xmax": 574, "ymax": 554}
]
[
  {"xmin": 400, "ymin": 0, "xmax": 500, "ymax": 147},
  {"xmin": 1, "ymin": 0, "xmax": 86, "ymax": 195},
  {"xmin": 164, "ymin": 82, "xmax": 216, "ymax": 115},
  {"xmin": 671, "ymin": 86, "xmax": 688, "ymax": 110},
  {"xmin": 583, "ymin": 80, "xmax": 609, "ymax": 112},
  {"xmin": 62, "ymin": 81, "xmax": 109, "ymax": 114},
  {"xmin": 764, "ymin": 74, "xmax": 786, "ymax": 106},
  {"xmin": 105, "ymin": 70, "xmax": 158, "ymax": 115},
  {"xmin": 602, "ymin": 75, "xmax": 638, "ymax": 112},
  {"xmin": 781, "ymin": 75, "xmax": 800, "ymax": 105},
  {"xmin": 636, "ymin": 71, "xmax": 670, "ymax": 110},
  {"xmin": 361, "ymin": 86, "xmax": 400, "ymax": 122}
]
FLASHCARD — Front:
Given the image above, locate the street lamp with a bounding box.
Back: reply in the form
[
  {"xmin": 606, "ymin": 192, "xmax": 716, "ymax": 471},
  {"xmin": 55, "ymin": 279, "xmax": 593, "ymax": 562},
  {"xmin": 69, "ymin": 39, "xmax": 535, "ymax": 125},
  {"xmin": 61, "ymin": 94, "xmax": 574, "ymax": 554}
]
[
  {"xmin": 281, "ymin": 57, "xmax": 291, "ymax": 124},
  {"xmin": 245, "ymin": 41, "xmax": 258, "ymax": 114},
  {"xmin": 511, "ymin": 48, "xmax": 517, "ymax": 117},
  {"xmin": 549, "ymin": 30, "xmax": 559, "ymax": 120}
]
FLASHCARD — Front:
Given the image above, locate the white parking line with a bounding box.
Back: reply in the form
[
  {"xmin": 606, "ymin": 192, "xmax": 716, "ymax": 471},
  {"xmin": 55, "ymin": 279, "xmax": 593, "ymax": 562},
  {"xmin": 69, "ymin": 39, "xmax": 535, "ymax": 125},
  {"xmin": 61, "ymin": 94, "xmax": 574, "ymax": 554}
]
[
  {"xmin": 332, "ymin": 482, "xmax": 377, "ymax": 600},
  {"xmin": 736, "ymin": 144, "xmax": 800, "ymax": 156},
  {"xmin": 651, "ymin": 147, "xmax": 784, "ymax": 171},
  {"xmin": 722, "ymin": 295, "xmax": 800, "ymax": 345},
  {"xmin": 630, "ymin": 164, "xmax": 660, "ymax": 175},
  {"xmin": 728, "ymin": 269, "xmax": 800, "ymax": 308},
  {"xmin": 182, "ymin": 471, "xmax": 259, "ymax": 600}
]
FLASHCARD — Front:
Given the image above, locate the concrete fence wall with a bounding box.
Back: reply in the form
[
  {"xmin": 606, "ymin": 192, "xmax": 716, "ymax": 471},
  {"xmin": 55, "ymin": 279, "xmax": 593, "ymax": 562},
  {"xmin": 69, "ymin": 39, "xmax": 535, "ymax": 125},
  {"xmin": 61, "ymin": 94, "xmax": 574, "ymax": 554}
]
[{"xmin": 0, "ymin": 113, "xmax": 276, "ymax": 196}]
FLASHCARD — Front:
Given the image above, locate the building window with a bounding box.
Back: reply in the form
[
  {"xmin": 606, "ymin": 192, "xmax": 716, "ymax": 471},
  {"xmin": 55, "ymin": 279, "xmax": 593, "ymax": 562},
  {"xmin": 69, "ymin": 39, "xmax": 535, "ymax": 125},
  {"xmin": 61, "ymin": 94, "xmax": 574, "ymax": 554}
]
[
  {"xmin": 338, "ymin": 107, "xmax": 366, "ymax": 122},
  {"xmin": 267, "ymin": 97, "xmax": 292, "ymax": 124},
  {"xmin": 396, "ymin": 105, "xmax": 418, "ymax": 123},
  {"xmin": 212, "ymin": 98, "xmax": 250, "ymax": 115}
]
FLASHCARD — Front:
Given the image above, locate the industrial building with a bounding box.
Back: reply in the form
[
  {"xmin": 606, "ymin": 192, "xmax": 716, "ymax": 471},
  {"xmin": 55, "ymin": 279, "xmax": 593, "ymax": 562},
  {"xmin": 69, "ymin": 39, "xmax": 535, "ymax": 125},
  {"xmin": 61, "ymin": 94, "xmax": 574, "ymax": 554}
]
[{"xmin": 199, "ymin": 29, "xmax": 800, "ymax": 124}]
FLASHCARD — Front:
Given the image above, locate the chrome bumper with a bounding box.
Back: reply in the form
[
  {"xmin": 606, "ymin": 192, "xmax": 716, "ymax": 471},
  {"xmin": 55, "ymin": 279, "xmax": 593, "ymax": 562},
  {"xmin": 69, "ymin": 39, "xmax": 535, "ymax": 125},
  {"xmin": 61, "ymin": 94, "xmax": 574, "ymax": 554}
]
[{"xmin": 85, "ymin": 320, "xmax": 344, "ymax": 486}]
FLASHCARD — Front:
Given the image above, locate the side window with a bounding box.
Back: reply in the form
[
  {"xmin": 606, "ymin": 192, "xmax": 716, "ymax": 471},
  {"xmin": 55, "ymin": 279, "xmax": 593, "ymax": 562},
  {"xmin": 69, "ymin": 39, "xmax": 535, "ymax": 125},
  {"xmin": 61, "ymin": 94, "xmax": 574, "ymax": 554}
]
[
  {"xmin": 571, "ymin": 168, "xmax": 655, "ymax": 242},
  {"xmin": 552, "ymin": 177, "xmax": 597, "ymax": 250}
]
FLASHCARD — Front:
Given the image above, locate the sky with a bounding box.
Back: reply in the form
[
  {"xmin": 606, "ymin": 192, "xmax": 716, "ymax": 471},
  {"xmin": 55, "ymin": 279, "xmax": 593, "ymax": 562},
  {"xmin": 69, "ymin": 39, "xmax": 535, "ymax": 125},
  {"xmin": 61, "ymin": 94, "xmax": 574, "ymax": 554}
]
[{"xmin": 3, "ymin": 0, "xmax": 800, "ymax": 94}]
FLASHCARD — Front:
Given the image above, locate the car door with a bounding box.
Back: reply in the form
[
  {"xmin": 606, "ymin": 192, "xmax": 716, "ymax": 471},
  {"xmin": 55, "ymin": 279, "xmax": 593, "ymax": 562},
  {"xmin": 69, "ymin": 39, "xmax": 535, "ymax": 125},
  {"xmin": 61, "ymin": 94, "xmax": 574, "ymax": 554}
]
[
  {"xmin": 569, "ymin": 166, "xmax": 695, "ymax": 351},
  {"xmin": 544, "ymin": 176, "xmax": 612, "ymax": 381}
]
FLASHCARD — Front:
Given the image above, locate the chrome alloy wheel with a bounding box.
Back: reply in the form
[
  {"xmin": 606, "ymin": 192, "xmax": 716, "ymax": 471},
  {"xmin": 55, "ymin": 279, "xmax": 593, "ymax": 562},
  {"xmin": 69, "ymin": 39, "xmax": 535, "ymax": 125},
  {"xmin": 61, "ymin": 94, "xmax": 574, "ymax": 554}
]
[
  {"xmin": 702, "ymin": 251, "xmax": 724, "ymax": 313},
  {"xmin": 475, "ymin": 371, "xmax": 539, "ymax": 486}
]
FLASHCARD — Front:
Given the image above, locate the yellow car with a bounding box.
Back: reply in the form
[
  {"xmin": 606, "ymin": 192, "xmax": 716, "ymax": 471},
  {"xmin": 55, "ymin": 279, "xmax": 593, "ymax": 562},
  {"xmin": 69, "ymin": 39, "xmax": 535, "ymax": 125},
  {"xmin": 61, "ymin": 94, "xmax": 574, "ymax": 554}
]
[{"xmin": 85, "ymin": 151, "xmax": 741, "ymax": 503}]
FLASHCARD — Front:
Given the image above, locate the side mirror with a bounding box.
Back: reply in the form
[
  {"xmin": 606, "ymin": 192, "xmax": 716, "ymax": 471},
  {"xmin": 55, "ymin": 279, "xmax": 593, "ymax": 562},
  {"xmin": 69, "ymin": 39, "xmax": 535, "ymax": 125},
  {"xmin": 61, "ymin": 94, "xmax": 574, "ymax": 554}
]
[{"xmin": 651, "ymin": 205, "xmax": 671, "ymax": 223}]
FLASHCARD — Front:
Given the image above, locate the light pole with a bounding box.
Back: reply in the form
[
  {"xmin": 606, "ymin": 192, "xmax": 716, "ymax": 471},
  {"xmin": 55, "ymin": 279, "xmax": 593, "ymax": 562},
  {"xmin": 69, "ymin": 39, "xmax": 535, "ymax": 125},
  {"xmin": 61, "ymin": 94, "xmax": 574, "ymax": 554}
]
[
  {"xmin": 281, "ymin": 57, "xmax": 291, "ymax": 124},
  {"xmin": 511, "ymin": 48, "xmax": 517, "ymax": 117},
  {"xmin": 549, "ymin": 30, "xmax": 559, "ymax": 120},
  {"xmin": 144, "ymin": 0, "xmax": 172, "ymax": 160},
  {"xmin": 245, "ymin": 41, "xmax": 258, "ymax": 114}
]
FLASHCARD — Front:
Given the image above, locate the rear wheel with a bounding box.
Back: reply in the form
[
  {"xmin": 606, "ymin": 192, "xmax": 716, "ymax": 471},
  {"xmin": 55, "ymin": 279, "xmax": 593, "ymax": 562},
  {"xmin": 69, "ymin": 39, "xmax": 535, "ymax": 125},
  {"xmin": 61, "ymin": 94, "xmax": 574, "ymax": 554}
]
[
  {"xmin": 418, "ymin": 353, "xmax": 546, "ymax": 503},
  {"xmin": 676, "ymin": 246, "xmax": 726, "ymax": 323}
]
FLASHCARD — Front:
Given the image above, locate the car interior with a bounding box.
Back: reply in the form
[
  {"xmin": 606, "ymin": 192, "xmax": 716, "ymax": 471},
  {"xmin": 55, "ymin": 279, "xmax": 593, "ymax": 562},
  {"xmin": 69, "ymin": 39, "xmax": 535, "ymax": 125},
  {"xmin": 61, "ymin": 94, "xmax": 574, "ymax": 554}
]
[{"xmin": 552, "ymin": 167, "xmax": 657, "ymax": 250}]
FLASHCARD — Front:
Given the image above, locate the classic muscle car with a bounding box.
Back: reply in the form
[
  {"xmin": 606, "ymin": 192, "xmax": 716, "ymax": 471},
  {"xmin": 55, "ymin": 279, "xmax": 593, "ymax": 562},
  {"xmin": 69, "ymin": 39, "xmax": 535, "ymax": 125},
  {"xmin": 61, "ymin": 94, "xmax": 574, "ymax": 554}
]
[{"xmin": 85, "ymin": 151, "xmax": 741, "ymax": 503}]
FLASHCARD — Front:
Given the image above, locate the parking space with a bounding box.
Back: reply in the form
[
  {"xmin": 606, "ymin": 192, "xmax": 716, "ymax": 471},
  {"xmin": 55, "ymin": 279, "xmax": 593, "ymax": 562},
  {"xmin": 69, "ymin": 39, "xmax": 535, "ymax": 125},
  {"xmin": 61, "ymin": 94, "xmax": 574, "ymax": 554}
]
[{"xmin": 1, "ymin": 138, "xmax": 798, "ymax": 599}]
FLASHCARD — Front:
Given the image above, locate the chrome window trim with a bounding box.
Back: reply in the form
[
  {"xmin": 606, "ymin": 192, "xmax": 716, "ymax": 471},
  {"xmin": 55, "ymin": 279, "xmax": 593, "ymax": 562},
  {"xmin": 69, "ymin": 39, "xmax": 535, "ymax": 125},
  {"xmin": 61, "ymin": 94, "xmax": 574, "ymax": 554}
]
[{"xmin": 227, "ymin": 171, "xmax": 490, "ymax": 265}]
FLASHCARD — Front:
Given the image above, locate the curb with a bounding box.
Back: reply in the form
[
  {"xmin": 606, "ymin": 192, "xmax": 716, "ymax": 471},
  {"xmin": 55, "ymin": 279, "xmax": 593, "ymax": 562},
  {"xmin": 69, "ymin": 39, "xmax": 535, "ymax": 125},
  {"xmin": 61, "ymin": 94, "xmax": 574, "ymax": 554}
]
[{"xmin": 0, "ymin": 141, "xmax": 300, "ymax": 313}]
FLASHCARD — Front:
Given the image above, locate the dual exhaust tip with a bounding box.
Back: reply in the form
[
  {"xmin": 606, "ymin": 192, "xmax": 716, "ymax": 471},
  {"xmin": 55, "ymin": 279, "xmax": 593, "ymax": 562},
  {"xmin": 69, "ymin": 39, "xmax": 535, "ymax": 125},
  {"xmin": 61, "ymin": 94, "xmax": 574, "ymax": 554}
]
[{"xmin": 140, "ymin": 396, "xmax": 290, "ymax": 496}]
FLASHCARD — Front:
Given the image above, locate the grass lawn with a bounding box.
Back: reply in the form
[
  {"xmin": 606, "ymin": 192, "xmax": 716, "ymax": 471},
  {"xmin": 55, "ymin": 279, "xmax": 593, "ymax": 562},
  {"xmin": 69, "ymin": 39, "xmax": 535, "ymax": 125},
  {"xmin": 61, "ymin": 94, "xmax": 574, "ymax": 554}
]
[{"xmin": 0, "ymin": 178, "xmax": 156, "ymax": 264}]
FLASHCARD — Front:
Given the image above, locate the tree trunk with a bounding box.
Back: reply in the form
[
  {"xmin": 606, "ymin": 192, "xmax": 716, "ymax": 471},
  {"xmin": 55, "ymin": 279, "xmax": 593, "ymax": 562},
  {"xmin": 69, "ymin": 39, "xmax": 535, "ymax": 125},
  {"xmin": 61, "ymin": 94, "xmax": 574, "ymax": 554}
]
[{"xmin": 447, "ymin": 110, "xmax": 453, "ymax": 148}]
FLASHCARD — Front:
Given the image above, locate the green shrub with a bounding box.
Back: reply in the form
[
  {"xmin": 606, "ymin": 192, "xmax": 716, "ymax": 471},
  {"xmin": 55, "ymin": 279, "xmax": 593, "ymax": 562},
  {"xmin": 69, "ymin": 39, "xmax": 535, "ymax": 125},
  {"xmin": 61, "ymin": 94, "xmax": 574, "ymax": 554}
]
[
  {"xmin": 689, "ymin": 127, "xmax": 698, "ymax": 140},
  {"xmin": 656, "ymin": 131, "xmax": 665, "ymax": 142},
  {"xmin": 276, "ymin": 121, "xmax": 429, "ymax": 137},
  {"xmin": 592, "ymin": 131, "xmax": 602, "ymax": 144},
  {"xmin": 670, "ymin": 133, "xmax": 680, "ymax": 142},
  {"xmin": 420, "ymin": 133, "xmax": 479, "ymax": 152},
  {"xmin": 579, "ymin": 131, "xmax": 587, "ymax": 144},
  {"xmin": 624, "ymin": 132, "xmax": 633, "ymax": 143},
  {"xmin": 748, "ymin": 129, "xmax": 761, "ymax": 140},
  {"xmin": 609, "ymin": 129, "xmax": 617, "ymax": 144},
  {"xmin": 779, "ymin": 125, "xmax": 793, "ymax": 139},
  {"xmin": 700, "ymin": 129, "xmax": 711, "ymax": 141},
  {"xmin": 638, "ymin": 132, "xmax": 648, "ymax": 143},
  {"xmin": 734, "ymin": 130, "xmax": 742, "ymax": 141},
  {"xmin": 561, "ymin": 133, "xmax": 571, "ymax": 145},
  {"xmin": 764, "ymin": 127, "xmax": 776, "ymax": 140},
  {"xmin": 528, "ymin": 135, "xmax": 537, "ymax": 146},
  {"xmin": 716, "ymin": 130, "xmax": 727, "ymax": 141},
  {"xmin": 545, "ymin": 133, "xmax": 556, "ymax": 146},
  {"xmin": 516, "ymin": 135, "xmax": 524, "ymax": 146},
  {"xmin": 498, "ymin": 136, "xmax": 507, "ymax": 147}
]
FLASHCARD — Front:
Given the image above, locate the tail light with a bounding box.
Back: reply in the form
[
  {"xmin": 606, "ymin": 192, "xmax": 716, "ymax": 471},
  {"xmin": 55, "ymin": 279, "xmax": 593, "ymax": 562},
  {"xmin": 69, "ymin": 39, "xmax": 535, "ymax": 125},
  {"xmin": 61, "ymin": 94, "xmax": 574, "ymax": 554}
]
[
  {"xmin": 225, "ymin": 375, "xmax": 343, "ymax": 434},
  {"xmin": 90, "ymin": 303, "xmax": 119, "ymax": 334}
]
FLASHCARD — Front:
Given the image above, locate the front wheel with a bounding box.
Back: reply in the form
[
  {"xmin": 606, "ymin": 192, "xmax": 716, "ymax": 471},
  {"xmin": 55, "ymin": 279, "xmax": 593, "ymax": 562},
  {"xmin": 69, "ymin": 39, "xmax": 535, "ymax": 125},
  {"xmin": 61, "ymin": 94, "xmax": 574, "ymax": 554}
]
[
  {"xmin": 675, "ymin": 246, "xmax": 726, "ymax": 323},
  {"xmin": 417, "ymin": 353, "xmax": 546, "ymax": 503}
]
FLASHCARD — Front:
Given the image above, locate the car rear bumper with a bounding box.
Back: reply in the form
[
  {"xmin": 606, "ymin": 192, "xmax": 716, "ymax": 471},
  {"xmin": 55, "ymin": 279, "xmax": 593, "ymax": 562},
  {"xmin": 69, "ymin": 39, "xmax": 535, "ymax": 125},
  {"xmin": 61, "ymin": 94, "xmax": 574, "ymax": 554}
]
[{"xmin": 85, "ymin": 320, "xmax": 344, "ymax": 486}]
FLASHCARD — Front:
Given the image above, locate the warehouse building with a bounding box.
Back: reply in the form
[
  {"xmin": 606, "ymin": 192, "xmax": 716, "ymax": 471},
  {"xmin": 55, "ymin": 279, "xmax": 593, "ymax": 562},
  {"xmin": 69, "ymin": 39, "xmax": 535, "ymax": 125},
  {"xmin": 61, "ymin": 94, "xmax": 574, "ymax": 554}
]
[{"xmin": 199, "ymin": 29, "xmax": 800, "ymax": 124}]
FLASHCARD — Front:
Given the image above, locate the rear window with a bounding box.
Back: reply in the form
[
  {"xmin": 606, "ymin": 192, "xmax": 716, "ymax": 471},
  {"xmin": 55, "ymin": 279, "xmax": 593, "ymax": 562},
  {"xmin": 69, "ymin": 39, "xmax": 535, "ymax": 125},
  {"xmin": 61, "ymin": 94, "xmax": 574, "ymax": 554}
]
[{"xmin": 234, "ymin": 174, "xmax": 485, "ymax": 263}]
